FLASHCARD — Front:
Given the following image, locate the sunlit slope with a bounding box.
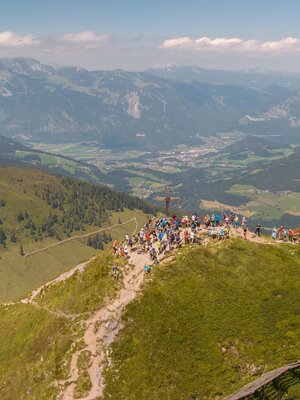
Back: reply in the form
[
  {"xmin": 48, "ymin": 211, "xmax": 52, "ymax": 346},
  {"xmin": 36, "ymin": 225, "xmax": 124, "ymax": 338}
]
[
  {"xmin": 0, "ymin": 252, "xmax": 121, "ymax": 400},
  {"xmin": 0, "ymin": 167, "xmax": 152, "ymax": 300},
  {"xmin": 103, "ymin": 240, "xmax": 300, "ymax": 400}
]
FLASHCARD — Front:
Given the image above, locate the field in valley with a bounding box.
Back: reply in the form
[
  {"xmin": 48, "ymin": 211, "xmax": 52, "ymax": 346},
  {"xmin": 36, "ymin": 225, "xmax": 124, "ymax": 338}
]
[{"xmin": 200, "ymin": 184, "xmax": 300, "ymax": 224}]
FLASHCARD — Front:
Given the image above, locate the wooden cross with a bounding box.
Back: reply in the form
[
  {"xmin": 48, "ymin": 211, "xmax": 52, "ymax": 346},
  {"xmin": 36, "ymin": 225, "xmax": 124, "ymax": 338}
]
[{"xmin": 154, "ymin": 185, "xmax": 181, "ymax": 215}]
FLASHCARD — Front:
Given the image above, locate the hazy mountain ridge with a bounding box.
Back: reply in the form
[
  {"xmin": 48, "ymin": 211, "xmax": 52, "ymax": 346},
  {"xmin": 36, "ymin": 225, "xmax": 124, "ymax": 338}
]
[
  {"xmin": 2, "ymin": 58, "xmax": 300, "ymax": 148},
  {"xmin": 146, "ymin": 65, "xmax": 300, "ymax": 89}
]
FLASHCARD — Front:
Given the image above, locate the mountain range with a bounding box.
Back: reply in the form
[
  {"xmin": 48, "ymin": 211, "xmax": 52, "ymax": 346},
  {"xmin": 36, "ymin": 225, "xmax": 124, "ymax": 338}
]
[
  {"xmin": 146, "ymin": 65, "xmax": 300, "ymax": 89},
  {"xmin": 1, "ymin": 58, "xmax": 300, "ymax": 148}
]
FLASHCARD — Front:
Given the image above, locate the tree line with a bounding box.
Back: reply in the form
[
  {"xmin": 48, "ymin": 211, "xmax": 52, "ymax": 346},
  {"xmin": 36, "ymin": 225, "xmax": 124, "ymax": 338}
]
[{"xmin": 0, "ymin": 176, "xmax": 158, "ymax": 251}]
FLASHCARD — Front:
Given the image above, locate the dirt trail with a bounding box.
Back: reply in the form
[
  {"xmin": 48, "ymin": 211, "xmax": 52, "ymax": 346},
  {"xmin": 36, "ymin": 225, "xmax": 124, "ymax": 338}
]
[
  {"xmin": 59, "ymin": 217, "xmax": 147, "ymax": 399},
  {"xmin": 31, "ymin": 302, "xmax": 82, "ymax": 320},
  {"xmin": 25, "ymin": 218, "xmax": 136, "ymax": 257},
  {"xmin": 59, "ymin": 249, "xmax": 155, "ymax": 400}
]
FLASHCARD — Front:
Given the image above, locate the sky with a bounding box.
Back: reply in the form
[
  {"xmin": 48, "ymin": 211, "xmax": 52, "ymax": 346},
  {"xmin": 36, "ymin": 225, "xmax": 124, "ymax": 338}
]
[{"xmin": 1, "ymin": 0, "xmax": 300, "ymax": 71}]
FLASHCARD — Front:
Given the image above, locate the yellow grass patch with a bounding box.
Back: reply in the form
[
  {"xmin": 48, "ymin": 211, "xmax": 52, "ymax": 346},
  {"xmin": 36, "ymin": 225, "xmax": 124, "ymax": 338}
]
[{"xmin": 200, "ymin": 200, "xmax": 257, "ymax": 218}]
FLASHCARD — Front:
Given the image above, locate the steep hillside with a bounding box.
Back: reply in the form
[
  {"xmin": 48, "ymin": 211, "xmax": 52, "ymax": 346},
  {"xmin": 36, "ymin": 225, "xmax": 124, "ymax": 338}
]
[
  {"xmin": 238, "ymin": 147, "xmax": 300, "ymax": 192},
  {"xmin": 0, "ymin": 252, "xmax": 121, "ymax": 400},
  {"xmin": 241, "ymin": 90, "xmax": 300, "ymax": 144},
  {"xmin": 0, "ymin": 166, "xmax": 153, "ymax": 300},
  {"xmin": 0, "ymin": 240, "xmax": 299, "ymax": 399},
  {"xmin": 0, "ymin": 57, "xmax": 291, "ymax": 149},
  {"xmin": 0, "ymin": 134, "xmax": 26, "ymax": 166},
  {"xmin": 103, "ymin": 240, "xmax": 300, "ymax": 400}
]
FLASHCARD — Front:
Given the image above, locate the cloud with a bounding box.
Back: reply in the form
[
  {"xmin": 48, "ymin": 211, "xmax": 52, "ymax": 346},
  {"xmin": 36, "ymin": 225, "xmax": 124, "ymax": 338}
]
[
  {"xmin": 162, "ymin": 35, "xmax": 300, "ymax": 54},
  {"xmin": 61, "ymin": 31, "xmax": 110, "ymax": 49},
  {"xmin": 163, "ymin": 37, "xmax": 193, "ymax": 48},
  {"xmin": 0, "ymin": 31, "xmax": 40, "ymax": 47}
]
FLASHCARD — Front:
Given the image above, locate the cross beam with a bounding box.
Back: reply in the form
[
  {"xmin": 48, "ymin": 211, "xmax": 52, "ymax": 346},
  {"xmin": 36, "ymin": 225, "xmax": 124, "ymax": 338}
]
[{"xmin": 154, "ymin": 185, "xmax": 181, "ymax": 215}]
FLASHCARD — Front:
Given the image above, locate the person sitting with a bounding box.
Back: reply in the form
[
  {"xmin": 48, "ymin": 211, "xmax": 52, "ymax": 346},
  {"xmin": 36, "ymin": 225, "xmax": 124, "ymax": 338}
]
[
  {"xmin": 112, "ymin": 266, "xmax": 122, "ymax": 280},
  {"xmin": 144, "ymin": 265, "xmax": 151, "ymax": 274}
]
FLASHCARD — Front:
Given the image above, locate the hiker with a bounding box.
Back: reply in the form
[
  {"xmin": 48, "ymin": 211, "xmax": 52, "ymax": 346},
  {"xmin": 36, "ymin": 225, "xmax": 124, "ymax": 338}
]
[
  {"xmin": 243, "ymin": 227, "xmax": 247, "ymax": 240},
  {"xmin": 219, "ymin": 228, "xmax": 224, "ymax": 240},
  {"xmin": 184, "ymin": 229, "xmax": 189, "ymax": 245},
  {"xmin": 157, "ymin": 241, "xmax": 161, "ymax": 254},
  {"xmin": 294, "ymin": 229, "xmax": 299, "ymax": 242},
  {"xmin": 272, "ymin": 228, "xmax": 277, "ymax": 241},
  {"xmin": 241, "ymin": 216, "xmax": 247, "ymax": 228},
  {"xmin": 224, "ymin": 226, "xmax": 230, "ymax": 239},
  {"xmin": 190, "ymin": 230, "xmax": 195, "ymax": 243},
  {"xmin": 144, "ymin": 265, "xmax": 151, "ymax": 274},
  {"xmin": 215, "ymin": 213, "xmax": 220, "ymax": 227},
  {"xmin": 233, "ymin": 215, "xmax": 239, "ymax": 229},
  {"xmin": 283, "ymin": 229, "xmax": 288, "ymax": 242},
  {"xmin": 145, "ymin": 232, "xmax": 151, "ymax": 245},
  {"xmin": 204, "ymin": 215, "xmax": 210, "ymax": 228},
  {"xmin": 191, "ymin": 220, "xmax": 196, "ymax": 231},
  {"xmin": 278, "ymin": 227, "xmax": 284, "ymax": 240},
  {"xmin": 196, "ymin": 231, "xmax": 202, "ymax": 245},
  {"xmin": 230, "ymin": 212, "xmax": 235, "ymax": 224},
  {"xmin": 211, "ymin": 227, "xmax": 217, "ymax": 240},
  {"xmin": 175, "ymin": 233, "xmax": 181, "ymax": 246},
  {"xmin": 112, "ymin": 266, "xmax": 122, "ymax": 280},
  {"xmin": 124, "ymin": 244, "xmax": 129, "ymax": 258},
  {"xmin": 255, "ymin": 224, "xmax": 261, "ymax": 237},
  {"xmin": 112, "ymin": 240, "xmax": 118, "ymax": 254},
  {"xmin": 158, "ymin": 230, "xmax": 164, "ymax": 242}
]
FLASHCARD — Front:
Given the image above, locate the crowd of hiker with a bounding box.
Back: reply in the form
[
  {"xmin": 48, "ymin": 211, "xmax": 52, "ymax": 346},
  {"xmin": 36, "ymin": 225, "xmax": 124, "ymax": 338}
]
[
  {"xmin": 111, "ymin": 212, "xmax": 300, "ymax": 278},
  {"xmin": 271, "ymin": 226, "xmax": 299, "ymax": 242}
]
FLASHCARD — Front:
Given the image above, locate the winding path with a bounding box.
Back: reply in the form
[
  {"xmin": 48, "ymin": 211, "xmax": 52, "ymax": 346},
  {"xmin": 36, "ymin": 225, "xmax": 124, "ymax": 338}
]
[{"xmin": 24, "ymin": 218, "xmax": 136, "ymax": 257}]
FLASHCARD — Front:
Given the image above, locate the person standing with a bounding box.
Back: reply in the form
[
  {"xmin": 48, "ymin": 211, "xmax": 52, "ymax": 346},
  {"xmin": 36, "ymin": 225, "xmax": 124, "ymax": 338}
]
[{"xmin": 255, "ymin": 224, "xmax": 261, "ymax": 237}]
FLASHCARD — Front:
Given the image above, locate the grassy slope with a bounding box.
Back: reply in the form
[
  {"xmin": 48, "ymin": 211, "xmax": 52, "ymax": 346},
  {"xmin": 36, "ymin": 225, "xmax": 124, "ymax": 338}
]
[
  {"xmin": 0, "ymin": 240, "xmax": 299, "ymax": 399},
  {"xmin": 0, "ymin": 166, "xmax": 147, "ymax": 301},
  {"xmin": 36, "ymin": 252, "xmax": 125, "ymax": 315},
  {"xmin": 0, "ymin": 251, "xmax": 123, "ymax": 400},
  {"xmin": 0, "ymin": 304, "xmax": 75, "ymax": 400},
  {"xmin": 0, "ymin": 208, "xmax": 144, "ymax": 302},
  {"xmin": 103, "ymin": 240, "xmax": 300, "ymax": 400}
]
